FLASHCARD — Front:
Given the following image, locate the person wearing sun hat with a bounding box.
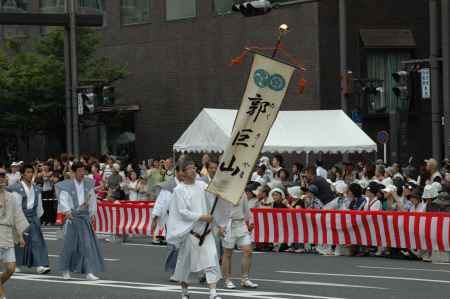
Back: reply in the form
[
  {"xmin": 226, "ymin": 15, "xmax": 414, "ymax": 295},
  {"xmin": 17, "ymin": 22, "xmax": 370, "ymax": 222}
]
[
  {"xmin": 324, "ymin": 180, "xmax": 350, "ymax": 210},
  {"xmin": 422, "ymin": 183, "xmax": 440, "ymax": 211},
  {"xmin": 406, "ymin": 189, "xmax": 426, "ymax": 212}
]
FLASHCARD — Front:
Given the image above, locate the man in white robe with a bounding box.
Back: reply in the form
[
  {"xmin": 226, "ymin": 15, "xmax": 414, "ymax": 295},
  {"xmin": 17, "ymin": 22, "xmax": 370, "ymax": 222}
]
[{"xmin": 166, "ymin": 160, "xmax": 227, "ymax": 299}]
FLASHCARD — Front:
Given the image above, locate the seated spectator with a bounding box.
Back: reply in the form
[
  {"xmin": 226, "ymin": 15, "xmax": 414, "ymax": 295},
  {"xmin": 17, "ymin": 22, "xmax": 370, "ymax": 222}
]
[
  {"xmin": 305, "ymin": 166, "xmax": 335, "ymax": 205},
  {"xmin": 363, "ymin": 182, "xmax": 382, "ymax": 211},
  {"xmin": 324, "ymin": 181, "xmax": 350, "ymax": 210}
]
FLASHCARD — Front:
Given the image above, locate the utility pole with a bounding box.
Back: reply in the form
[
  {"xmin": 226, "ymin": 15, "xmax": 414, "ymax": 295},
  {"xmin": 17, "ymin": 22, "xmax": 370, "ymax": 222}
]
[
  {"xmin": 430, "ymin": 0, "xmax": 443, "ymax": 160},
  {"xmin": 69, "ymin": 0, "xmax": 80, "ymax": 158},
  {"xmin": 442, "ymin": 0, "xmax": 450, "ymax": 158},
  {"xmin": 0, "ymin": 9, "xmax": 102, "ymax": 157},
  {"xmin": 339, "ymin": 0, "xmax": 348, "ymax": 113},
  {"xmin": 64, "ymin": 1, "xmax": 73, "ymax": 155}
]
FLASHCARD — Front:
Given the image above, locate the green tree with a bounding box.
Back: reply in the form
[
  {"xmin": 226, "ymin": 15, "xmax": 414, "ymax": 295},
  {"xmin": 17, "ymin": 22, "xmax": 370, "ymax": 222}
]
[{"xmin": 0, "ymin": 28, "xmax": 127, "ymax": 154}]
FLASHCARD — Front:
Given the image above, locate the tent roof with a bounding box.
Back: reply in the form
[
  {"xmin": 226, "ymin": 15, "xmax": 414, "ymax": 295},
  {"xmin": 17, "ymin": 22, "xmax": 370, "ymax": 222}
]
[{"xmin": 173, "ymin": 108, "xmax": 377, "ymax": 154}]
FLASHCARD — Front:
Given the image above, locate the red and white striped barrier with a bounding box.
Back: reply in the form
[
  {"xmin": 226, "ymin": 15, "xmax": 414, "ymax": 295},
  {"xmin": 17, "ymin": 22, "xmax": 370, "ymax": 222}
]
[
  {"xmin": 95, "ymin": 201, "xmax": 165, "ymax": 237},
  {"xmin": 252, "ymin": 208, "xmax": 450, "ymax": 251}
]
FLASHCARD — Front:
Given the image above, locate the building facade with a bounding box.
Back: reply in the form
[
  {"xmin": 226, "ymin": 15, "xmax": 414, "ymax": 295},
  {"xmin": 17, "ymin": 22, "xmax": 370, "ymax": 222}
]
[{"xmin": 0, "ymin": 0, "xmax": 437, "ymax": 164}]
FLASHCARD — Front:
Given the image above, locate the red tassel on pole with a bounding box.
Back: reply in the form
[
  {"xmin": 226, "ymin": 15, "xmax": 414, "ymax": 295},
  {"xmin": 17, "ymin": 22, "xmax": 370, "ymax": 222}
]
[
  {"xmin": 298, "ymin": 77, "xmax": 306, "ymax": 94},
  {"xmin": 230, "ymin": 50, "xmax": 248, "ymax": 65}
]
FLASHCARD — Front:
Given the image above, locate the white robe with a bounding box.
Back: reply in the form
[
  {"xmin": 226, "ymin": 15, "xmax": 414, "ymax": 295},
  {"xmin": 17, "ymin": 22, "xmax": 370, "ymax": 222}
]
[{"xmin": 167, "ymin": 181, "xmax": 227, "ymax": 283}]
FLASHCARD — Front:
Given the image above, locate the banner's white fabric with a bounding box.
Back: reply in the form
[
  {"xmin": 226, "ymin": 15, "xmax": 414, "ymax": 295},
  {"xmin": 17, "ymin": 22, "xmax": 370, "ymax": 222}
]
[{"xmin": 207, "ymin": 54, "xmax": 295, "ymax": 205}]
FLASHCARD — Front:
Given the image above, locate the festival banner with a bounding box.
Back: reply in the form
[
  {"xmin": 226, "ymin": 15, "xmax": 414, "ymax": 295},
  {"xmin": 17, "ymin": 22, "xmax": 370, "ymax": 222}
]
[{"xmin": 207, "ymin": 54, "xmax": 295, "ymax": 205}]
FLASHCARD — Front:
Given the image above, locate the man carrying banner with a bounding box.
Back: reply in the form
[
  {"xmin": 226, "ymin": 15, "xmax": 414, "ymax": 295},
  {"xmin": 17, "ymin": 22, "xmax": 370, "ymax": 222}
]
[
  {"xmin": 7, "ymin": 164, "xmax": 51, "ymax": 275},
  {"xmin": 220, "ymin": 182, "xmax": 259, "ymax": 289},
  {"xmin": 56, "ymin": 162, "xmax": 105, "ymax": 281},
  {"xmin": 166, "ymin": 159, "xmax": 228, "ymax": 299}
]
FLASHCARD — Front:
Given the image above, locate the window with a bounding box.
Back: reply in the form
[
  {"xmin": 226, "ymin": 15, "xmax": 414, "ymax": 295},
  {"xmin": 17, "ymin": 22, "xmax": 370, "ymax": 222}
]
[
  {"xmin": 121, "ymin": 0, "xmax": 150, "ymax": 25},
  {"xmin": 166, "ymin": 0, "xmax": 196, "ymax": 21},
  {"xmin": 1, "ymin": 0, "xmax": 30, "ymax": 12},
  {"xmin": 214, "ymin": 0, "xmax": 234, "ymax": 15},
  {"xmin": 40, "ymin": 0, "xmax": 64, "ymax": 13},
  {"xmin": 366, "ymin": 50, "xmax": 411, "ymax": 113},
  {"xmin": 79, "ymin": 0, "xmax": 103, "ymax": 13}
]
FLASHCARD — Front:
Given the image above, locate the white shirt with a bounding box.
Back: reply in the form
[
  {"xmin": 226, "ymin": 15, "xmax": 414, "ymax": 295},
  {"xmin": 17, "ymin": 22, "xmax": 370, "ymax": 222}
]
[
  {"xmin": 316, "ymin": 166, "xmax": 328, "ymax": 179},
  {"xmin": 408, "ymin": 202, "xmax": 427, "ymax": 212},
  {"xmin": 21, "ymin": 181, "xmax": 35, "ymax": 210},
  {"xmin": 74, "ymin": 179, "xmax": 85, "ymax": 206},
  {"xmin": 58, "ymin": 181, "xmax": 97, "ymax": 217},
  {"xmin": 12, "ymin": 181, "xmax": 43, "ymax": 217},
  {"xmin": 363, "ymin": 198, "xmax": 382, "ymax": 211},
  {"xmin": 7, "ymin": 172, "xmax": 21, "ymax": 186}
]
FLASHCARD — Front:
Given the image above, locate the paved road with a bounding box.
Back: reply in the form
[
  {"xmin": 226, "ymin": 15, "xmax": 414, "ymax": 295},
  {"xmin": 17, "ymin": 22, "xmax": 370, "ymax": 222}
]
[{"xmin": 3, "ymin": 227, "xmax": 450, "ymax": 299}]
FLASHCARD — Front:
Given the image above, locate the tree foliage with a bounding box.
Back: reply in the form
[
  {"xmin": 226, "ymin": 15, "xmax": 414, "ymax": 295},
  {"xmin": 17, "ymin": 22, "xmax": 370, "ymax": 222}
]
[{"xmin": 0, "ymin": 28, "xmax": 127, "ymax": 143}]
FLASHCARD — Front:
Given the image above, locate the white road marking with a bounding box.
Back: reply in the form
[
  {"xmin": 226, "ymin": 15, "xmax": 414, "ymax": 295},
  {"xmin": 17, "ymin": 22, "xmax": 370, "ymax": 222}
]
[
  {"xmin": 277, "ymin": 271, "xmax": 450, "ymax": 285},
  {"xmin": 233, "ymin": 277, "xmax": 387, "ymax": 290},
  {"xmin": 48, "ymin": 254, "xmax": 120, "ymax": 262},
  {"xmin": 9, "ymin": 273, "xmax": 348, "ymax": 299},
  {"xmin": 123, "ymin": 242, "xmax": 267, "ymax": 253},
  {"xmin": 357, "ymin": 265, "xmax": 450, "ymax": 273}
]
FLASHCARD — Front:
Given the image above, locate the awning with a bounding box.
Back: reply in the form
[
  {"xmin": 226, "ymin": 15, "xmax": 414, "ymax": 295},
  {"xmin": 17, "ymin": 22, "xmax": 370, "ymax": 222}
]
[
  {"xmin": 173, "ymin": 108, "xmax": 377, "ymax": 154},
  {"xmin": 360, "ymin": 29, "xmax": 416, "ymax": 48}
]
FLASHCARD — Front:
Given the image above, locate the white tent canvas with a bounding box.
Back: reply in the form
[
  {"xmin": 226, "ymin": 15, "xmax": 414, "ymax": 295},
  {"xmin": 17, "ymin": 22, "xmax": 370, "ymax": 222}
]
[{"xmin": 173, "ymin": 108, "xmax": 377, "ymax": 154}]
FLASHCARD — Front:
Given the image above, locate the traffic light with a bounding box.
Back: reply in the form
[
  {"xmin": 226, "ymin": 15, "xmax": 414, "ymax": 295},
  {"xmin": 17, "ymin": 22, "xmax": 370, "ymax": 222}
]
[
  {"xmin": 392, "ymin": 71, "xmax": 409, "ymax": 98},
  {"xmin": 232, "ymin": 0, "xmax": 272, "ymax": 17},
  {"xmin": 77, "ymin": 84, "xmax": 115, "ymax": 115}
]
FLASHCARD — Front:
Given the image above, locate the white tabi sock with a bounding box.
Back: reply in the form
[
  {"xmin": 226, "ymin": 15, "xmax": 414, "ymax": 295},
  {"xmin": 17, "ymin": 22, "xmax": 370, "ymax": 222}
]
[
  {"xmin": 181, "ymin": 286, "xmax": 189, "ymax": 296},
  {"xmin": 209, "ymin": 288, "xmax": 217, "ymax": 298}
]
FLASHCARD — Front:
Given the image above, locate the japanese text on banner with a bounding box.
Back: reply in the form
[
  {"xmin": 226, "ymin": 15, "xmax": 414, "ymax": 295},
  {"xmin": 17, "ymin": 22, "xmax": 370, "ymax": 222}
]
[{"xmin": 206, "ymin": 54, "xmax": 295, "ymax": 205}]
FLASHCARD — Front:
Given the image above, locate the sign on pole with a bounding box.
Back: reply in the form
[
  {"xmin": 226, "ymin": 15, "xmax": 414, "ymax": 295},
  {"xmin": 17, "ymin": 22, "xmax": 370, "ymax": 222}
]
[
  {"xmin": 420, "ymin": 68, "xmax": 431, "ymax": 99},
  {"xmin": 377, "ymin": 130, "xmax": 389, "ymax": 164},
  {"xmin": 206, "ymin": 54, "xmax": 295, "ymax": 205}
]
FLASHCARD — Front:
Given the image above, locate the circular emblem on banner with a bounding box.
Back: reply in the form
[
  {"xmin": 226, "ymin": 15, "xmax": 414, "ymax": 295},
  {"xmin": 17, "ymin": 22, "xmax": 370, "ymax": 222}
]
[
  {"xmin": 253, "ymin": 69, "xmax": 270, "ymax": 88},
  {"xmin": 268, "ymin": 74, "xmax": 286, "ymax": 91}
]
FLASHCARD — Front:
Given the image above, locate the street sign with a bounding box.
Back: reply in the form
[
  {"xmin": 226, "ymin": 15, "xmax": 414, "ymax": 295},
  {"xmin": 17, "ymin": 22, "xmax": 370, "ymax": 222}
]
[
  {"xmin": 377, "ymin": 130, "xmax": 389, "ymax": 144},
  {"xmin": 78, "ymin": 94, "xmax": 84, "ymax": 116},
  {"xmin": 419, "ymin": 68, "xmax": 431, "ymax": 99}
]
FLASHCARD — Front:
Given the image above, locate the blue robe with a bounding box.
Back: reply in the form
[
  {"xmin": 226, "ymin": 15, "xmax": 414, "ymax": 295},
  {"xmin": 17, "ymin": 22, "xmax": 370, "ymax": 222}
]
[
  {"xmin": 7, "ymin": 182, "xmax": 49, "ymax": 268},
  {"xmin": 56, "ymin": 179, "xmax": 105, "ymax": 274}
]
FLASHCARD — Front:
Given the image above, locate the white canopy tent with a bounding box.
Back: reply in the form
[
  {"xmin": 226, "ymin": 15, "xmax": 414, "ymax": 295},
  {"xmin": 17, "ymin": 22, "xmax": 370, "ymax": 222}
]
[{"xmin": 173, "ymin": 108, "xmax": 377, "ymax": 154}]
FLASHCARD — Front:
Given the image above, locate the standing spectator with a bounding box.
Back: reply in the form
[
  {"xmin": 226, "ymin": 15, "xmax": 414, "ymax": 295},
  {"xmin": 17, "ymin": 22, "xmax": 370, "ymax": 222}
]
[
  {"xmin": 251, "ymin": 164, "xmax": 269, "ymax": 186},
  {"xmin": 164, "ymin": 158, "xmax": 175, "ymax": 180},
  {"xmin": 315, "ymin": 160, "xmax": 327, "ymax": 179},
  {"xmin": 305, "ymin": 166, "xmax": 335, "ymax": 205},
  {"xmin": 127, "ymin": 170, "xmax": 139, "ymax": 201},
  {"xmin": 37, "ymin": 163, "xmax": 55, "ymax": 226},
  {"xmin": 257, "ymin": 185, "xmax": 272, "ymax": 208},
  {"xmin": 199, "ymin": 161, "xmax": 218, "ymax": 184},
  {"xmin": 200, "ymin": 154, "xmax": 210, "ymax": 177},
  {"xmin": 271, "ymin": 155, "xmax": 283, "ymax": 176},
  {"xmin": 291, "ymin": 162, "xmax": 303, "ymax": 184},
  {"xmin": 137, "ymin": 177, "xmax": 148, "ymax": 200},
  {"xmin": 146, "ymin": 159, "xmax": 164, "ymax": 200},
  {"xmin": 107, "ymin": 164, "xmax": 123, "ymax": 200},
  {"xmin": 275, "ymin": 169, "xmax": 290, "ymax": 190},
  {"xmin": 89, "ymin": 163, "xmax": 106, "ymax": 200},
  {"xmin": 422, "ymin": 158, "xmax": 443, "ymax": 185},
  {"xmin": 7, "ymin": 162, "xmax": 21, "ymax": 187},
  {"xmin": 102, "ymin": 157, "xmax": 114, "ymax": 181}
]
